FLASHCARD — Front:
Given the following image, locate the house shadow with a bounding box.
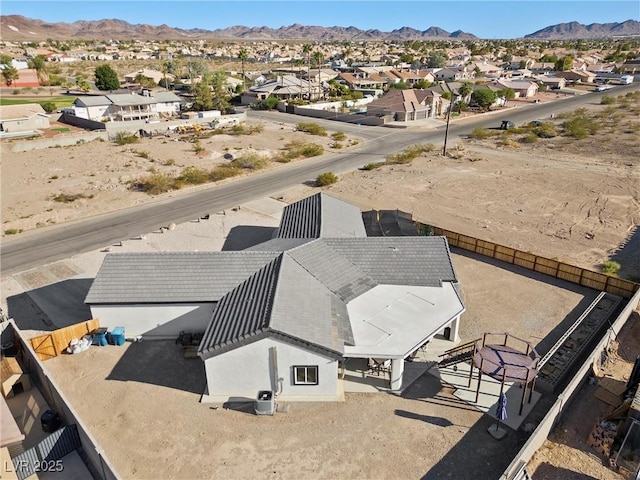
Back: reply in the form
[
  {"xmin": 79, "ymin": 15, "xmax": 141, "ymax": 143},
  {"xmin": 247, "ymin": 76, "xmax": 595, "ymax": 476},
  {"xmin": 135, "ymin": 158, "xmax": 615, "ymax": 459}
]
[
  {"xmin": 610, "ymin": 225, "xmax": 640, "ymax": 281},
  {"xmin": 529, "ymin": 462, "xmax": 601, "ymax": 479},
  {"xmin": 6, "ymin": 278, "xmax": 93, "ymax": 331},
  {"xmin": 221, "ymin": 225, "xmax": 278, "ymax": 251},
  {"xmin": 106, "ymin": 340, "xmax": 206, "ymax": 395}
]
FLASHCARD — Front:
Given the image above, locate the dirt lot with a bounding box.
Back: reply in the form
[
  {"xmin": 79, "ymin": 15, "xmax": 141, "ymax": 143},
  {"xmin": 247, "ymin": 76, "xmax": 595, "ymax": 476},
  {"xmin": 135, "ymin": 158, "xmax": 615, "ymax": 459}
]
[{"xmin": 2, "ymin": 91, "xmax": 639, "ymax": 478}]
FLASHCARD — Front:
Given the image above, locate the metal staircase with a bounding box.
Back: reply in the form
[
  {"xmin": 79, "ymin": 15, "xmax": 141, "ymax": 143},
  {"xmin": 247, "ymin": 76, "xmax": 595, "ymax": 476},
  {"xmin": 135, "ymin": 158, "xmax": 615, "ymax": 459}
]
[{"xmin": 438, "ymin": 340, "xmax": 479, "ymax": 368}]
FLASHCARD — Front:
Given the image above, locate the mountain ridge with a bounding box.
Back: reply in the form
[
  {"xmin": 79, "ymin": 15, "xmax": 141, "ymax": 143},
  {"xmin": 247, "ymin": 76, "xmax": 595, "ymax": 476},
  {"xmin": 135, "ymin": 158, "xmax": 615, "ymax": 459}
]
[{"xmin": 1, "ymin": 15, "xmax": 638, "ymax": 41}]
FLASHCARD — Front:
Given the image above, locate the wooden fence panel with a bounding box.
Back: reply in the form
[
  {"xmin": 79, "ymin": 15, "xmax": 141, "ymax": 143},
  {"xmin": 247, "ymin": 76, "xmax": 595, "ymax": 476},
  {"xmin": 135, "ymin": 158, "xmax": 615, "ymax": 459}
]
[
  {"xmin": 30, "ymin": 335, "xmax": 57, "ymax": 361},
  {"xmin": 420, "ymin": 222, "xmax": 639, "ymax": 299},
  {"xmin": 29, "ymin": 320, "xmax": 99, "ymax": 361},
  {"xmin": 494, "ymin": 245, "xmax": 515, "ymax": 263},
  {"xmin": 534, "ymin": 257, "xmax": 559, "ymax": 276}
]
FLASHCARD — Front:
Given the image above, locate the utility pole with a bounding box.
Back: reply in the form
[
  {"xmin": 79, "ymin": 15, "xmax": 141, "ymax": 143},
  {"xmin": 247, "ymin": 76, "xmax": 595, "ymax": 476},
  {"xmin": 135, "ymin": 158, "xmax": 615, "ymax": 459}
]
[{"xmin": 442, "ymin": 82, "xmax": 455, "ymax": 157}]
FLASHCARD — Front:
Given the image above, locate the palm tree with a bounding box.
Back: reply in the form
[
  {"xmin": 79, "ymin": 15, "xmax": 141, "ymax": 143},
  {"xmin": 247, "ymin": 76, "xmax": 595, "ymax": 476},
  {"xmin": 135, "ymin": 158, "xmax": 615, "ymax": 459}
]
[
  {"xmin": 303, "ymin": 43, "xmax": 312, "ymax": 101},
  {"xmin": 313, "ymin": 50, "xmax": 323, "ymax": 100},
  {"xmin": 238, "ymin": 47, "xmax": 248, "ymax": 93},
  {"xmin": 294, "ymin": 58, "xmax": 304, "ymax": 101},
  {"xmin": 458, "ymin": 82, "xmax": 473, "ymax": 102}
]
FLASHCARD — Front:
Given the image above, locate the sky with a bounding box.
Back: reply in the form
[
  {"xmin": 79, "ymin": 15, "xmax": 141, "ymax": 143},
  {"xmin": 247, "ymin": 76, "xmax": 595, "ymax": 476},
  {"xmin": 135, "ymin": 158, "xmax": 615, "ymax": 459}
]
[{"xmin": 1, "ymin": 1, "xmax": 639, "ymax": 39}]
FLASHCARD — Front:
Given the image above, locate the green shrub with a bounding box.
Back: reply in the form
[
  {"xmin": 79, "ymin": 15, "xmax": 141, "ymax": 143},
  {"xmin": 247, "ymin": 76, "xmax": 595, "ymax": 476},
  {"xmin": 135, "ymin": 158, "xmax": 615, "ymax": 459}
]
[
  {"xmin": 299, "ymin": 143, "xmax": 324, "ymax": 157},
  {"xmin": 519, "ymin": 133, "xmax": 538, "ymax": 144},
  {"xmin": 231, "ymin": 153, "xmax": 269, "ymax": 170},
  {"xmin": 535, "ymin": 122, "xmax": 558, "ymax": 138},
  {"xmin": 330, "ymin": 142, "xmax": 343, "ymax": 149},
  {"xmin": 178, "ymin": 166, "xmax": 208, "ymax": 185},
  {"xmin": 600, "ymin": 95, "xmax": 615, "ymax": 105},
  {"xmin": 264, "ymin": 97, "xmax": 279, "ymax": 110},
  {"xmin": 331, "ymin": 131, "xmax": 346, "ymax": 141},
  {"xmin": 602, "ymin": 261, "xmax": 621, "ymax": 276},
  {"xmin": 468, "ymin": 127, "xmax": 497, "ymax": 140},
  {"xmin": 136, "ymin": 173, "xmax": 176, "ymax": 194},
  {"xmin": 296, "ymin": 122, "xmax": 327, "ymax": 136},
  {"xmin": 4, "ymin": 228, "xmax": 22, "ymax": 235},
  {"xmin": 361, "ymin": 163, "xmax": 383, "ymax": 170},
  {"xmin": 386, "ymin": 144, "xmax": 434, "ymax": 165},
  {"xmin": 193, "ymin": 141, "xmax": 205, "ymax": 154},
  {"xmin": 52, "ymin": 192, "xmax": 93, "ymax": 203},
  {"xmin": 316, "ymin": 172, "xmax": 338, "ymax": 186},
  {"xmin": 134, "ymin": 150, "xmax": 151, "ymax": 159},
  {"xmin": 209, "ymin": 165, "xmax": 241, "ymax": 181},
  {"xmin": 563, "ymin": 116, "xmax": 598, "ymax": 138},
  {"xmin": 277, "ymin": 140, "xmax": 324, "ymax": 161},
  {"xmin": 114, "ymin": 131, "xmax": 139, "ymax": 145},
  {"xmin": 40, "ymin": 101, "xmax": 57, "ymax": 113}
]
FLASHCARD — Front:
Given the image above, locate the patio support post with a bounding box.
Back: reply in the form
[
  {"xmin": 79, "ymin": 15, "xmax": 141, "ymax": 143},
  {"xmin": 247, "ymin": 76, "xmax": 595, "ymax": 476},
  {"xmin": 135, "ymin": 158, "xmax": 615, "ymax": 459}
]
[
  {"xmin": 528, "ymin": 376, "xmax": 537, "ymax": 404},
  {"xmin": 519, "ymin": 370, "xmax": 529, "ymax": 416},
  {"xmin": 475, "ymin": 358, "xmax": 484, "ymax": 403},
  {"xmin": 449, "ymin": 315, "xmax": 460, "ymax": 342},
  {"xmin": 390, "ymin": 359, "xmax": 404, "ymax": 391}
]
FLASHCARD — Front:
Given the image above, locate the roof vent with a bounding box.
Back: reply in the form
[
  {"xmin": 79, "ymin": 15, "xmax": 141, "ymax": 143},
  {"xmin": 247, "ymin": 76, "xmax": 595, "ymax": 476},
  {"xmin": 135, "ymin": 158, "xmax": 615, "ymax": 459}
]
[{"xmin": 390, "ymin": 246, "xmax": 399, "ymax": 252}]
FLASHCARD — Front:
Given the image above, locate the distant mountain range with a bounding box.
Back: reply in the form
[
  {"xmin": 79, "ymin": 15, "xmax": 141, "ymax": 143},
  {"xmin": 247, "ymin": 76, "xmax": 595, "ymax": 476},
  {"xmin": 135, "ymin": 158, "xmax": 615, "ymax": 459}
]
[
  {"xmin": 525, "ymin": 20, "xmax": 640, "ymax": 39},
  {"xmin": 1, "ymin": 15, "xmax": 638, "ymax": 42}
]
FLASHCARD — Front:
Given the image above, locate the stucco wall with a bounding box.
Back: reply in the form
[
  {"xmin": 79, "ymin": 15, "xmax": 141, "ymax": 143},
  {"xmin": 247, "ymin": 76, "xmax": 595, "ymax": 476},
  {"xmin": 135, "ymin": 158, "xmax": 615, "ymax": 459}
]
[
  {"xmin": 90, "ymin": 303, "xmax": 215, "ymax": 339},
  {"xmin": 204, "ymin": 337, "xmax": 339, "ymax": 400}
]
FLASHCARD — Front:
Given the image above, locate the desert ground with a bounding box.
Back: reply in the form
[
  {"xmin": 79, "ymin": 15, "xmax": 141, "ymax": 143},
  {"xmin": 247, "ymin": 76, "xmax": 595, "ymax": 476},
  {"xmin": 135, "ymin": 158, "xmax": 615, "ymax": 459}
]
[{"xmin": 1, "ymin": 90, "xmax": 639, "ymax": 479}]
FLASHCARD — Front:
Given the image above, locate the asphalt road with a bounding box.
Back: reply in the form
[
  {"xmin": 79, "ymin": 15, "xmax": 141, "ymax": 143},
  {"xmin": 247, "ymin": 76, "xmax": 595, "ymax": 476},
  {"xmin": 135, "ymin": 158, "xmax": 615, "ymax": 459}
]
[{"xmin": 2, "ymin": 83, "xmax": 638, "ymax": 275}]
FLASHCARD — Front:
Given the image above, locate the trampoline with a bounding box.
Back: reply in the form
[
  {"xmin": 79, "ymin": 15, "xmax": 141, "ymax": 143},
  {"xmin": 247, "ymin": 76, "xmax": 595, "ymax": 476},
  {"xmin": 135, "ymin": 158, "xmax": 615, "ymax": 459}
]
[{"xmin": 471, "ymin": 333, "xmax": 540, "ymax": 415}]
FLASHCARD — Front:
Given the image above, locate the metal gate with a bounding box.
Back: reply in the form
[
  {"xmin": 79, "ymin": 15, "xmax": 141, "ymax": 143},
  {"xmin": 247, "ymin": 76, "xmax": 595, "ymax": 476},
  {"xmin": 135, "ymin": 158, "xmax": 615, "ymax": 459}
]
[{"xmin": 12, "ymin": 425, "xmax": 81, "ymax": 480}]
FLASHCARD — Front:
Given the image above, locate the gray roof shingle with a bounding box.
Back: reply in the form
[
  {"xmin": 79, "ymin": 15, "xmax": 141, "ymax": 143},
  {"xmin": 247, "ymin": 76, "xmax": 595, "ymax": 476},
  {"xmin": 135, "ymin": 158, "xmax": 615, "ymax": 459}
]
[
  {"xmin": 323, "ymin": 237, "xmax": 457, "ymax": 286},
  {"xmin": 85, "ymin": 252, "xmax": 278, "ymax": 304},
  {"xmin": 276, "ymin": 193, "xmax": 366, "ymax": 239}
]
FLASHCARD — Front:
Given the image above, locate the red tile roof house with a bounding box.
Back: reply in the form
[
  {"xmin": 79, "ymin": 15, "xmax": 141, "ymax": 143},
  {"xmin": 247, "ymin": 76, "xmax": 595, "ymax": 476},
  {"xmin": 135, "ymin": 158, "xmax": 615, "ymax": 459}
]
[
  {"xmin": 85, "ymin": 193, "xmax": 465, "ymax": 401},
  {"xmin": 366, "ymin": 88, "xmax": 444, "ymax": 121},
  {"xmin": 0, "ymin": 68, "xmax": 39, "ymax": 88}
]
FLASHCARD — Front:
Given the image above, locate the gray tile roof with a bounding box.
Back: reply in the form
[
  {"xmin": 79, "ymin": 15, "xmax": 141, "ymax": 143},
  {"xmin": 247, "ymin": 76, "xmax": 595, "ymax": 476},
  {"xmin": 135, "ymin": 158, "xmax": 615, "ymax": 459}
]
[
  {"xmin": 74, "ymin": 96, "xmax": 112, "ymax": 107},
  {"xmin": 245, "ymin": 238, "xmax": 313, "ymax": 252},
  {"xmin": 198, "ymin": 256, "xmax": 281, "ymax": 358},
  {"xmin": 198, "ymin": 254, "xmax": 352, "ymax": 359},
  {"xmin": 287, "ymin": 240, "xmax": 377, "ymax": 302},
  {"xmin": 323, "ymin": 237, "xmax": 457, "ymax": 286},
  {"xmin": 85, "ymin": 252, "xmax": 278, "ymax": 304},
  {"xmin": 276, "ymin": 193, "xmax": 366, "ymax": 239}
]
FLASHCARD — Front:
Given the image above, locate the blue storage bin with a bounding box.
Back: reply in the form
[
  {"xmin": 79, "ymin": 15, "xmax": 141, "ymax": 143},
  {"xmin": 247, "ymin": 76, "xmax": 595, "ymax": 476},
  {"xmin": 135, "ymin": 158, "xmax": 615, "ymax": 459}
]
[
  {"xmin": 111, "ymin": 327, "xmax": 125, "ymax": 346},
  {"xmin": 92, "ymin": 328, "xmax": 108, "ymax": 346}
]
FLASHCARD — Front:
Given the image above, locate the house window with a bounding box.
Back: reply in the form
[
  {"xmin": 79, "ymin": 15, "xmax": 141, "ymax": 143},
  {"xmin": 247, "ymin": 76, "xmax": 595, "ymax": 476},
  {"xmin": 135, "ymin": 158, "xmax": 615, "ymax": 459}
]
[{"xmin": 293, "ymin": 365, "xmax": 318, "ymax": 385}]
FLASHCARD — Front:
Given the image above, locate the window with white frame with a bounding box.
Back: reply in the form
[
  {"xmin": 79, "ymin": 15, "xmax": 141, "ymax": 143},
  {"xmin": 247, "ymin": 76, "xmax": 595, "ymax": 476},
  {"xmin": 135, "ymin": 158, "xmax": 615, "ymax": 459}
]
[{"xmin": 293, "ymin": 365, "xmax": 318, "ymax": 385}]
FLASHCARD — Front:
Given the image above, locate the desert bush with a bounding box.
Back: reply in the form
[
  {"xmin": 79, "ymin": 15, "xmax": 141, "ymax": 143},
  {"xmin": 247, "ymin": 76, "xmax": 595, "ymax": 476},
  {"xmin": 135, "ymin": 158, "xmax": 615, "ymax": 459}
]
[
  {"xmin": 468, "ymin": 127, "xmax": 499, "ymax": 140},
  {"xmin": 52, "ymin": 192, "xmax": 93, "ymax": 203},
  {"xmin": 178, "ymin": 166, "xmax": 208, "ymax": 185},
  {"xmin": 386, "ymin": 144, "xmax": 434, "ymax": 165},
  {"xmin": 134, "ymin": 150, "xmax": 151, "ymax": 159},
  {"xmin": 600, "ymin": 95, "xmax": 615, "ymax": 105},
  {"xmin": 316, "ymin": 172, "xmax": 338, "ymax": 186},
  {"xmin": 497, "ymin": 136, "xmax": 519, "ymax": 148},
  {"xmin": 331, "ymin": 131, "xmax": 346, "ymax": 141},
  {"xmin": 277, "ymin": 140, "xmax": 324, "ymax": 161},
  {"xmin": 330, "ymin": 142, "xmax": 343, "ymax": 149},
  {"xmin": 563, "ymin": 116, "xmax": 598, "ymax": 138},
  {"xmin": 136, "ymin": 172, "xmax": 176, "ymax": 194},
  {"xmin": 4, "ymin": 228, "xmax": 23, "ymax": 235},
  {"xmin": 209, "ymin": 165, "xmax": 241, "ymax": 181},
  {"xmin": 602, "ymin": 260, "xmax": 621, "ymax": 276},
  {"xmin": 519, "ymin": 133, "xmax": 538, "ymax": 144},
  {"xmin": 299, "ymin": 143, "xmax": 324, "ymax": 157},
  {"xmin": 193, "ymin": 141, "xmax": 205, "ymax": 154},
  {"xmin": 228, "ymin": 123, "xmax": 263, "ymax": 136},
  {"xmin": 361, "ymin": 163, "xmax": 383, "ymax": 170},
  {"xmin": 535, "ymin": 122, "xmax": 558, "ymax": 138},
  {"xmin": 296, "ymin": 122, "xmax": 328, "ymax": 136},
  {"xmin": 114, "ymin": 131, "xmax": 139, "ymax": 145},
  {"xmin": 231, "ymin": 153, "xmax": 269, "ymax": 170}
]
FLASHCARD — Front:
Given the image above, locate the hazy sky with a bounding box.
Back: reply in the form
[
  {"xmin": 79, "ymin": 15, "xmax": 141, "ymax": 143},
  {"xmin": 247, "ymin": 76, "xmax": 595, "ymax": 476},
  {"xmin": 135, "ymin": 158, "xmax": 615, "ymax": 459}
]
[{"xmin": 2, "ymin": 1, "xmax": 638, "ymax": 39}]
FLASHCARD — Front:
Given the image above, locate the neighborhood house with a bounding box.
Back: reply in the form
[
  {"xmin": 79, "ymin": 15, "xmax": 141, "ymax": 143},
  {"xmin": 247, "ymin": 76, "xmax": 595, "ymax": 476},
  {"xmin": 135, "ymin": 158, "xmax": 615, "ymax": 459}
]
[{"xmin": 85, "ymin": 193, "xmax": 465, "ymax": 401}]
